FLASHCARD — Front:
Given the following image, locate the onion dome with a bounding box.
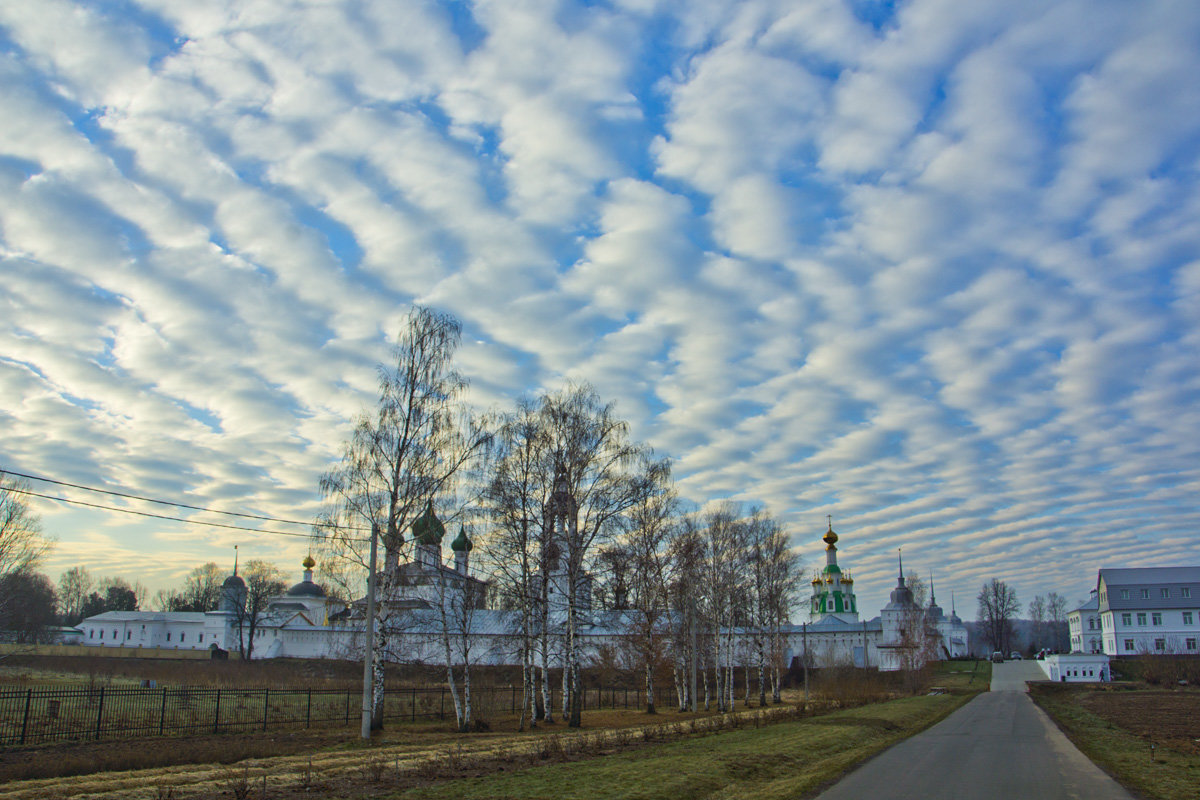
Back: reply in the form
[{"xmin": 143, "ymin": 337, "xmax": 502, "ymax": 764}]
[
  {"xmin": 822, "ymin": 521, "xmax": 838, "ymax": 548},
  {"xmin": 412, "ymin": 501, "xmax": 445, "ymax": 546},
  {"xmin": 450, "ymin": 526, "xmax": 473, "ymax": 552},
  {"xmin": 287, "ymin": 580, "xmax": 326, "ymax": 597},
  {"xmin": 841, "ymin": 571, "xmax": 854, "ymax": 585},
  {"xmin": 287, "ymin": 555, "xmax": 326, "ymax": 598}
]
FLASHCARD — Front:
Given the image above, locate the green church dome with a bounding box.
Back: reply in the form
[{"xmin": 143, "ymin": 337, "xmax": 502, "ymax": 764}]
[
  {"xmin": 412, "ymin": 501, "xmax": 445, "ymax": 545},
  {"xmin": 450, "ymin": 526, "xmax": 473, "ymax": 552}
]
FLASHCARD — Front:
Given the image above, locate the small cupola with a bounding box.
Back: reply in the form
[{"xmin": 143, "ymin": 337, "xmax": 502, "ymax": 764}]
[{"xmin": 451, "ymin": 527, "xmax": 473, "ymax": 553}]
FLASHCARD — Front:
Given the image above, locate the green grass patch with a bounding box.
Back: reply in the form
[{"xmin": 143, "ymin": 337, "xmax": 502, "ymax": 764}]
[
  {"xmin": 930, "ymin": 659, "xmax": 991, "ymax": 690},
  {"xmin": 388, "ymin": 693, "xmax": 978, "ymax": 800},
  {"xmin": 1031, "ymin": 684, "xmax": 1200, "ymax": 800}
]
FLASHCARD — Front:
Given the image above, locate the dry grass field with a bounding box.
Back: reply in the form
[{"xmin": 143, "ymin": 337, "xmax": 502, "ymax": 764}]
[
  {"xmin": 1031, "ymin": 682, "xmax": 1200, "ymax": 800},
  {"xmin": 0, "ymin": 656, "xmax": 987, "ymax": 799}
]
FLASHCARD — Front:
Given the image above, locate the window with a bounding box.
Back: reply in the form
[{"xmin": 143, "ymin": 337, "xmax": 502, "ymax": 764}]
[
  {"xmin": 112, "ymin": 630, "xmax": 117, "ymax": 639},
  {"xmin": 1161, "ymin": 588, "xmax": 1170, "ymax": 599},
  {"xmin": 1088, "ymin": 618, "xmax": 1095, "ymax": 630},
  {"xmin": 1124, "ymin": 639, "xmax": 1135, "ymax": 651},
  {"xmin": 1141, "ymin": 589, "xmax": 1150, "ymax": 599},
  {"xmin": 1137, "ymin": 613, "xmax": 1147, "ymax": 626},
  {"xmin": 1187, "ymin": 638, "xmax": 1197, "ymax": 651},
  {"xmin": 89, "ymin": 629, "xmax": 94, "ymax": 639},
  {"xmin": 1184, "ymin": 612, "xmax": 1194, "ymax": 625},
  {"xmin": 1183, "ymin": 588, "xmax": 1192, "ymax": 598},
  {"xmin": 180, "ymin": 633, "xmax": 186, "ymax": 642},
  {"xmin": 1121, "ymin": 613, "xmax": 1132, "ymax": 626},
  {"xmin": 1154, "ymin": 639, "xmax": 1165, "ymax": 652},
  {"xmin": 199, "ymin": 634, "xmax": 204, "ymax": 642},
  {"xmin": 126, "ymin": 630, "xmax": 131, "ymax": 640},
  {"xmin": 166, "ymin": 632, "xmax": 171, "ymax": 641},
  {"xmin": 1120, "ymin": 589, "xmax": 1130, "ymax": 599},
  {"xmin": 1152, "ymin": 613, "xmax": 1162, "ymax": 626}
]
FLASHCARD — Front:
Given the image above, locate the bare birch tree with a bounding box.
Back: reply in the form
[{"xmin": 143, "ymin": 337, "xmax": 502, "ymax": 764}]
[
  {"xmin": 668, "ymin": 516, "xmax": 704, "ymax": 711},
  {"xmin": 1046, "ymin": 592, "xmax": 1068, "ymax": 652},
  {"xmin": 315, "ymin": 307, "xmax": 491, "ymax": 730},
  {"xmin": 621, "ymin": 477, "xmax": 677, "ymax": 714},
  {"xmin": 435, "ymin": 530, "xmax": 486, "ymax": 733},
  {"xmin": 699, "ymin": 503, "xmax": 745, "ymax": 713},
  {"xmin": 539, "ymin": 383, "xmax": 664, "ymax": 729},
  {"xmin": 0, "ymin": 474, "xmax": 52, "ymax": 622},
  {"xmin": 484, "ymin": 398, "xmax": 554, "ymax": 728},
  {"xmin": 1028, "ymin": 595, "xmax": 1046, "ymax": 651},
  {"xmin": 235, "ymin": 560, "xmax": 286, "ymax": 660},
  {"xmin": 745, "ymin": 510, "xmax": 799, "ymax": 705},
  {"xmin": 977, "ymin": 578, "xmax": 1021, "ymax": 655},
  {"xmin": 58, "ymin": 566, "xmax": 93, "ymax": 625}
]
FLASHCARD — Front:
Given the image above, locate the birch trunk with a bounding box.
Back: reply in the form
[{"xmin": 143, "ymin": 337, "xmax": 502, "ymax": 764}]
[
  {"xmin": 758, "ymin": 653, "xmax": 767, "ymax": 707},
  {"xmin": 539, "ymin": 632, "xmax": 553, "ymax": 722},
  {"xmin": 644, "ymin": 659, "xmax": 656, "ymax": 714},
  {"xmin": 462, "ymin": 665, "xmax": 472, "ymax": 732},
  {"xmin": 371, "ymin": 628, "xmax": 386, "ymax": 728}
]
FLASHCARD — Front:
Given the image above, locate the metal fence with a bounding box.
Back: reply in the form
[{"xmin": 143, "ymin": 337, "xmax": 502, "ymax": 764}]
[{"xmin": 0, "ymin": 684, "xmax": 673, "ymax": 747}]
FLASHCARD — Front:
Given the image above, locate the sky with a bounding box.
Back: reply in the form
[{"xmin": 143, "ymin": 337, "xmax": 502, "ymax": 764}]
[{"xmin": 2, "ymin": 0, "xmax": 1199, "ymax": 620}]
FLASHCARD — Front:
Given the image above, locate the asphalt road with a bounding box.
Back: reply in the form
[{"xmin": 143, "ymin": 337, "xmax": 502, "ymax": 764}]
[{"xmin": 811, "ymin": 661, "xmax": 1134, "ymax": 800}]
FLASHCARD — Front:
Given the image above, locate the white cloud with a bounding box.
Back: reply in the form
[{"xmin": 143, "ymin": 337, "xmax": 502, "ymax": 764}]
[{"xmin": 2, "ymin": 0, "xmax": 1199, "ymax": 619}]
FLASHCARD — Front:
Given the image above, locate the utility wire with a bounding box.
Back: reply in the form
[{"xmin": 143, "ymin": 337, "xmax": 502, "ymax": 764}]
[
  {"xmin": 1, "ymin": 467, "xmax": 370, "ymax": 532},
  {"xmin": 5, "ymin": 485, "xmax": 369, "ymax": 541}
]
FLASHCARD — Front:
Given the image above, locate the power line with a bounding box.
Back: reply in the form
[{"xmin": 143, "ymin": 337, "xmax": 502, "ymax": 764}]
[
  {"xmin": 1, "ymin": 467, "xmax": 370, "ymax": 532},
  {"xmin": 5, "ymin": 485, "xmax": 363, "ymax": 539}
]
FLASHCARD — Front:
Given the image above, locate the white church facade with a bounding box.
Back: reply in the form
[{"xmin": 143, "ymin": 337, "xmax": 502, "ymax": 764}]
[{"xmin": 79, "ymin": 516, "xmax": 968, "ymax": 672}]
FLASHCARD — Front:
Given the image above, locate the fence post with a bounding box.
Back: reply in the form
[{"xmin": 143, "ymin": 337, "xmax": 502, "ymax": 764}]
[
  {"xmin": 306, "ymin": 689, "xmax": 311, "ymax": 728},
  {"xmin": 159, "ymin": 687, "xmax": 167, "ymax": 736},
  {"xmin": 263, "ymin": 688, "xmax": 269, "ymax": 732},
  {"xmin": 19, "ymin": 688, "xmax": 31, "ymax": 745},
  {"xmin": 213, "ymin": 689, "xmax": 221, "ymax": 734},
  {"xmin": 94, "ymin": 687, "xmax": 105, "ymax": 741}
]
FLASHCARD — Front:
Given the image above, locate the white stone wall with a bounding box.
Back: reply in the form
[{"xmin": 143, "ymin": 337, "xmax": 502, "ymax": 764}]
[{"xmin": 1039, "ymin": 653, "xmax": 1111, "ymax": 682}]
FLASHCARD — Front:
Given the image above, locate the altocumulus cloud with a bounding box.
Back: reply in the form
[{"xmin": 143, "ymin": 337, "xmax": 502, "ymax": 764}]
[{"xmin": 1, "ymin": 0, "xmax": 1199, "ymax": 615}]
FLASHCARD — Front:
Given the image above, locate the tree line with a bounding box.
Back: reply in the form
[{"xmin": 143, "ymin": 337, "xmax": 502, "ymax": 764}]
[
  {"xmin": 0, "ymin": 481, "xmax": 296, "ymax": 660},
  {"xmin": 975, "ymin": 578, "xmax": 1069, "ymax": 655}
]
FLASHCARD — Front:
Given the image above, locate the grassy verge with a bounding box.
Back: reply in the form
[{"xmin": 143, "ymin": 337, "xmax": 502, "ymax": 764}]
[
  {"xmin": 1030, "ymin": 684, "xmax": 1200, "ymax": 800},
  {"xmin": 384, "ymin": 692, "xmax": 979, "ymax": 800}
]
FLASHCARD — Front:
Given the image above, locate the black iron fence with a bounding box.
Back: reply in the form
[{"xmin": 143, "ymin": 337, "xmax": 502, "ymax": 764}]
[{"xmin": 0, "ymin": 684, "xmax": 673, "ymax": 747}]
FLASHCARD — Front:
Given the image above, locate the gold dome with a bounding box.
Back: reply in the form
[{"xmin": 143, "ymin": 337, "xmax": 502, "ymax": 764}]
[
  {"xmin": 822, "ymin": 521, "xmax": 838, "ymax": 547},
  {"xmin": 302, "ymin": 554, "xmax": 316, "ymax": 570}
]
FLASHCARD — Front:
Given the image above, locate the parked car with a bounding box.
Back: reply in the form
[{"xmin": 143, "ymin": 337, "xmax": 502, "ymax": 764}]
[
  {"xmin": 1010, "ymin": 651, "xmax": 1022, "ymax": 660},
  {"xmin": 991, "ymin": 651, "xmax": 1004, "ymax": 663}
]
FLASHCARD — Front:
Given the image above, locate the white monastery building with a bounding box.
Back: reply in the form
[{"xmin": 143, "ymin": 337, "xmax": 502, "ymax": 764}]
[
  {"xmin": 1094, "ymin": 566, "xmax": 1200, "ymax": 656},
  {"xmin": 79, "ymin": 515, "xmax": 968, "ymax": 672},
  {"xmin": 1068, "ymin": 595, "xmax": 1102, "ymax": 654}
]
